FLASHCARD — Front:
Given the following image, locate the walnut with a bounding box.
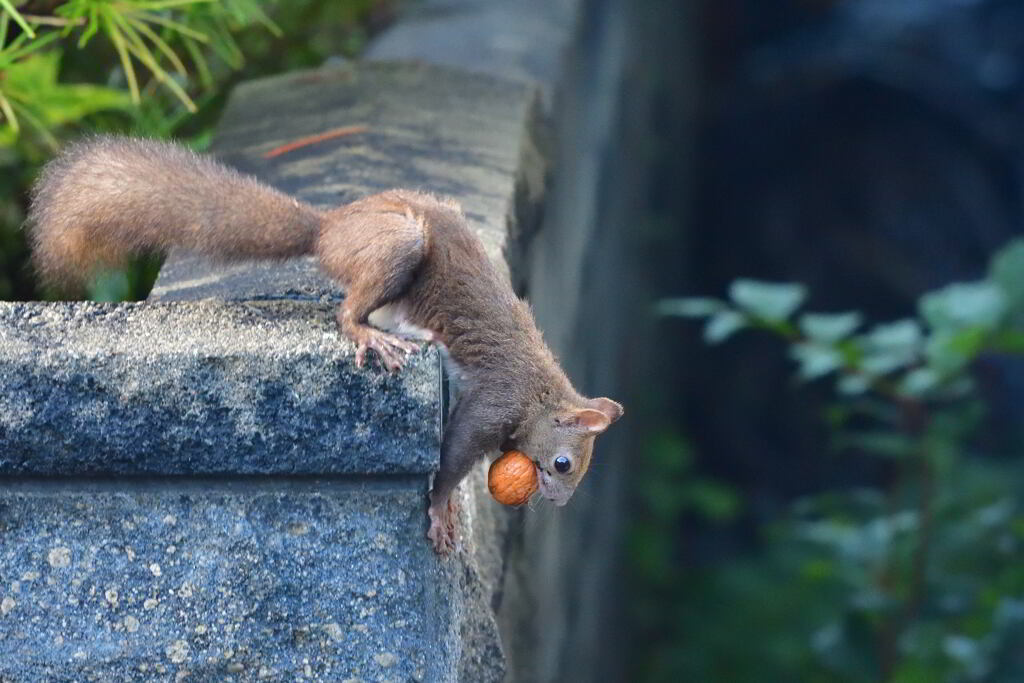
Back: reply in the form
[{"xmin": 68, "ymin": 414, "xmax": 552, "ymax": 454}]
[{"xmin": 487, "ymin": 450, "xmax": 538, "ymax": 506}]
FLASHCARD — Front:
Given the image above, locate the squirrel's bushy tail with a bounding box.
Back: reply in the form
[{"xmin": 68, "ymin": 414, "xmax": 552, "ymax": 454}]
[{"xmin": 27, "ymin": 135, "xmax": 325, "ymax": 293}]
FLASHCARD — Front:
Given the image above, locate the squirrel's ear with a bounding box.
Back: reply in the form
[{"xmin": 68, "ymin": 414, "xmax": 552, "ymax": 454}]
[
  {"xmin": 587, "ymin": 397, "xmax": 623, "ymax": 424},
  {"xmin": 565, "ymin": 408, "xmax": 611, "ymax": 434}
]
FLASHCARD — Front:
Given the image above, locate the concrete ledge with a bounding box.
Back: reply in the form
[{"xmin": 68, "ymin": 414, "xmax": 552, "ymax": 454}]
[
  {"xmin": 0, "ymin": 479, "xmax": 476, "ymax": 681},
  {"xmin": 0, "ymin": 301, "xmax": 441, "ymax": 476}
]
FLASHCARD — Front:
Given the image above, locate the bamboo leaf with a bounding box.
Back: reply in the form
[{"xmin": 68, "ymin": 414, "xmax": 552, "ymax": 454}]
[
  {"xmin": 103, "ymin": 10, "xmax": 141, "ymax": 104},
  {"xmin": 133, "ymin": 0, "xmax": 212, "ymax": 9},
  {"xmin": 128, "ymin": 16, "xmax": 187, "ymax": 77},
  {"xmin": 225, "ymin": 0, "xmax": 281, "ymax": 36},
  {"xmin": 122, "ymin": 39, "xmax": 196, "ymax": 111},
  {"xmin": 0, "ymin": 0, "xmax": 36, "ymax": 38},
  {"xmin": 8, "ymin": 98, "xmax": 58, "ymax": 148},
  {"xmin": 1, "ymin": 30, "xmax": 59, "ymax": 64},
  {"xmin": 77, "ymin": 6, "xmax": 100, "ymax": 47},
  {"xmin": 0, "ymin": 89, "xmax": 19, "ymax": 133},
  {"xmin": 201, "ymin": 16, "xmax": 242, "ymax": 68},
  {"xmin": 181, "ymin": 35, "xmax": 211, "ymax": 89},
  {"xmin": 135, "ymin": 12, "xmax": 208, "ymax": 42},
  {"xmin": 122, "ymin": 38, "xmax": 196, "ymax": 111}
]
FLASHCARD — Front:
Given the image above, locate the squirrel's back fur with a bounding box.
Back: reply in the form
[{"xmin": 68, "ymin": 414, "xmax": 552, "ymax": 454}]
[{"xmin": 28, "ymin": 136, "xmax": 324, "ymax": 292}]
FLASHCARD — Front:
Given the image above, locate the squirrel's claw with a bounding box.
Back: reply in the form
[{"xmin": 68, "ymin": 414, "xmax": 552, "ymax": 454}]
[
  {"xmin": 427, "ymin": 498, "xmax": 457, "ymax": 555},
  {"xmin": 353, "ymin": 329, "xmax": 421, "ymax": 372}
]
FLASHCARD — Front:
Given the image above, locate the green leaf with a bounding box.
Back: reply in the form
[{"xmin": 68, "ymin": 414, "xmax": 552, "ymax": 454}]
[
  {"xmin": 900, "ymin": 368, "xmax": 940, "ymax": 397},
  {"xmin": 859, "ymin": 352, "xmax": 915, "ymax": 376},
  {"xmin": 655, "ymin": 297, "xmax": 725, "ymax": 318},
  {"xmin": 837, "ymin": 374, "xmax": 870, "ymax": 396},
  {"xmin": 987, "ymin": 330, "xmax": 1024, "ymax": 354},
  {"xmin": 799, "ymin": 312, "xmax": 862, "ymax": 343},
  {"xmin": 0, "ymin": 91, "xmax": 17, "ymax": 134},
  {"xmin": 0, "ymin": 0, "xmax": 36, "ymax": 39},
  {"xmin": 942, "ymin": 635, "xmax": 982, "ymax": 671},
  {"xmin": 682, "ymin": 480, "xmax": 740, "ymax": 521},
  {"xmin": 41, "ymin": 83, "xmax": 133, "ymax": 124},
  {"xmin": 644, "ymin": 478, "xmax": 688, "ymax": 519},
  {"xmin": 136, "ymin": 0, "xmax": 213, "ymax": 9},
  {"xmin": 925, "ymin": 328, "xmax": 986, "ymax": 374},
  {"xmin": 989, "ymin": 238, "xmax": 1024, "ymax": 308},
  {"xmin": 941, "ymin": 375, "xmax": 975, "ymax": 399},
  {"xmin": 0, "ymin": 27, "xmax": 59, "ymax": 68},
  {"xmin": 3, "ymin": 51, "xmax": 131, "ymax": 132},
  {"xmin": 728, "ymin": 279, "xmax": 807, "ymax": 321},
  {"xmin": 646, "ymin": 431, "xmax": 693, "ymax": 473},
  {"xmin": 919, "ymin": 281, "xmax": 1007, "ymax": 331},
  {"xmin": 790, "ymin": 342, "xmax": 844, "ymax": 380},
  {"xmin": 704, "ymin": 310, "xmax": 747, "ymax": 344},
  {"xmin": 833, "ymin": 431, "xmax": 917, "ymax": 458},
  {"xmin": 858, "ymin": 319, "xmax": 922, "ymax": 375},
  {"xmin": 866, "ymin": 319, "xmax": 922, "ymax": 350}
]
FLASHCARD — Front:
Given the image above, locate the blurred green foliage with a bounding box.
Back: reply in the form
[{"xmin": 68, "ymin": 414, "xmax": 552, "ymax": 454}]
[
  {"xmin": 647, "ymin": 239, "xmax": 1024, "ymax": 681},
  {"xmin": 0, "ymin": 0, "xmax": 388, "ymax": 301}
]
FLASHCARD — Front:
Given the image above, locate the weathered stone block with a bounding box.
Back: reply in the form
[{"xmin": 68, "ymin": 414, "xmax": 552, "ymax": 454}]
[
  {"xmin": 0, "ymin": 479, "xmax": 472, "ymax": 681},
  {"xmin": 0, "ymin": 301, "xmax": 441, "ymax": 476}
]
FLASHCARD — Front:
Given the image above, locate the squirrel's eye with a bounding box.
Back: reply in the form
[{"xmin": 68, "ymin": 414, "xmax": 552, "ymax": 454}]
[{"xmin": 554, "ymin": 456, "xmax": 571, "ymax": 473}]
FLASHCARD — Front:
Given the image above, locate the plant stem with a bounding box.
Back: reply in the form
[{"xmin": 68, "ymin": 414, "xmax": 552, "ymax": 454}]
[{"xmin": 878, "ymin": 398, "xmax": 933, "ymax": 680}]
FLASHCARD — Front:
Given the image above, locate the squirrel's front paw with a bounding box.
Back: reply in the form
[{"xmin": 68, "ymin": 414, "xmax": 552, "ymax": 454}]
[
  {"xmin": 353, "ymin": 329, "xmax": 420, "ymax": 373},
  {"xmin": 427, "ymin": 498, "xmax": 457, "ymax": 555}
]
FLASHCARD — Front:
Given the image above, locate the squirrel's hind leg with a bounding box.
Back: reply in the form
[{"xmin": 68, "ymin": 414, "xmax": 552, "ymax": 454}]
[
  {"xmin": 427, "ymin": 392, "xmax": 503, "ymax": 554},
  {"xmin": 318, "ymin": 208, "xmax": 427, "ymax": 372}
]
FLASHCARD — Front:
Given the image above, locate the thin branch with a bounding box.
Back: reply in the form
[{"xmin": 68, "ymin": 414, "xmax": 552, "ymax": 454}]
[{"xmin": 878, "ymin": 398, "xmax": 933, "ymax": 679}]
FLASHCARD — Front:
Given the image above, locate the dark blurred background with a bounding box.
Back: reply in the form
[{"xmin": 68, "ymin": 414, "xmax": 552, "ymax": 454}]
[{"xmin": 627, "ymin": 1, "xmax": 1024, "ymax": 681}]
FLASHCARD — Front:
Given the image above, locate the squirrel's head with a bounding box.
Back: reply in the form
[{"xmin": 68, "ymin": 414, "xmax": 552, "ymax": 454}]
[{"xmin": 512, "ymin": 397, "xmax": 623, "ymax": 506}]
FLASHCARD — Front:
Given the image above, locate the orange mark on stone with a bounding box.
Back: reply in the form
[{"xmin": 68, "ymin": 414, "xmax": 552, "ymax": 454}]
[{"xmin": 263, "ymin": 125, "xmax": 369, "ymax": 159}]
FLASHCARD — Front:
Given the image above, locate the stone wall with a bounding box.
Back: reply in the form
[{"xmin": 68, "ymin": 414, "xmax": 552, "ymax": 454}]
[{"xmin": 0, "ymin": 0, "xmax": 647, "ymax": 680}]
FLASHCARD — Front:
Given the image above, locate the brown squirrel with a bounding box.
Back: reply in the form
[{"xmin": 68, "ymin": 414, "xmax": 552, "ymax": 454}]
[{"xmin": 27, "ymin": 135, "xmax": 623, "ymax": 554}]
